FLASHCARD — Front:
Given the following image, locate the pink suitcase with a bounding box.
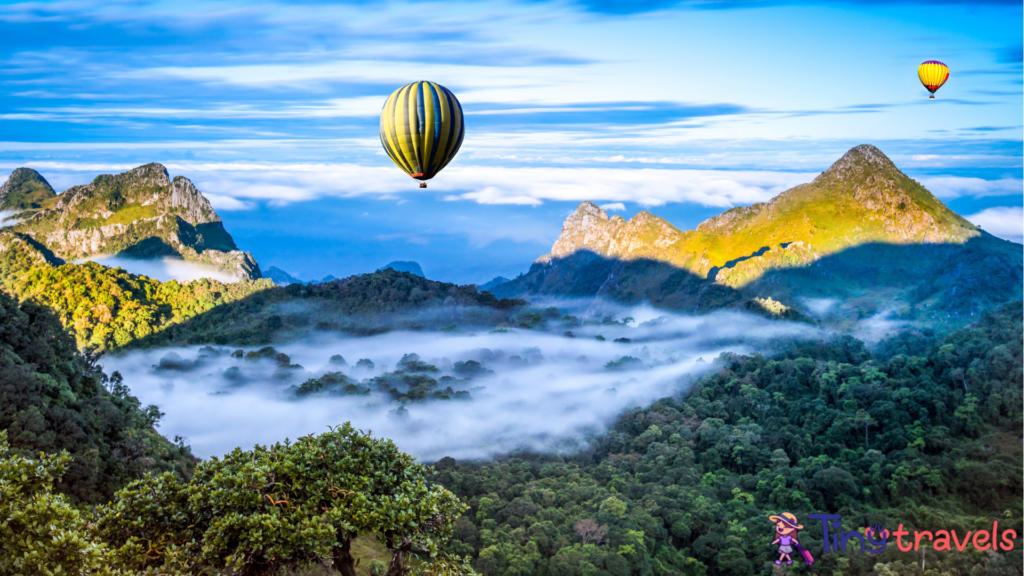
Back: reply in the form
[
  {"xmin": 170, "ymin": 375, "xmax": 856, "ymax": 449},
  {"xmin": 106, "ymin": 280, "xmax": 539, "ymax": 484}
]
[{"xmin": 795, "ymin": 544, "xmax": 814, "ymax": 565}]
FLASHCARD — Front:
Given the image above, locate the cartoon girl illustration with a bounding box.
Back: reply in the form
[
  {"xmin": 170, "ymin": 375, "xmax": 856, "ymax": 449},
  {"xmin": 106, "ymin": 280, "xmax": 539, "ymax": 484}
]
[{"xmin": 769, "ymin": 512, "xmax": 809, "ymax": 566}]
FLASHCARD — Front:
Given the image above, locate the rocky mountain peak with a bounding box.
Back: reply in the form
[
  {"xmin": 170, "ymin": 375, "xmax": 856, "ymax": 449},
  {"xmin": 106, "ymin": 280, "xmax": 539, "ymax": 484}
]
[
  {"xmin": 540, "ymin": 203, "xmax": 684, "ymax": 263},
  {"xmin": 52, "ymin": 164, "xmax": 220, "ymax": 226},
  {"xmin": 128, "ymin": 162, "xmax": 172, "ymax": 186},
  {"xmin": 0, "ymin": 167, "xmax": 56, "ymax": 211},
  {"xmin": 4, "ymin": 167, "xmax": 52, "ymax": 188},
  {"xmin": 575, "ymin": 201, "xmax": 609, "ymax": 221},
  {"xmin": 7, "ymin": 164, "xmax": 258, "ymax": 280},
  {"xmin": 542, "ymin": 202, "xmax": 620, "ymax": 261},
  {"xmin": 816, "ymin": 144, "xmax": 899, "ymax": 184}
]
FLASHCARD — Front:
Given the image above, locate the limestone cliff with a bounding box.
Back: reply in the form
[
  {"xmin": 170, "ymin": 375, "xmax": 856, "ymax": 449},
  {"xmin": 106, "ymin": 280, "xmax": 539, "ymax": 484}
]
[{"xmin": 2, "ymin": 163, "xmax": 260, "ymax": 280}]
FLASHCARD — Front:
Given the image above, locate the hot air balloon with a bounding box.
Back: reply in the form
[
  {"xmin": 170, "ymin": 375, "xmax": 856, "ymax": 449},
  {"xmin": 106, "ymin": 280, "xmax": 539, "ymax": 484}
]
[
  {"xmin": 380, "ymin": 81, "xmax": 465, "ymax": 188},
  {"xmin": 918, "ymin": 61, "xmax": 949, "ymax": 99}
]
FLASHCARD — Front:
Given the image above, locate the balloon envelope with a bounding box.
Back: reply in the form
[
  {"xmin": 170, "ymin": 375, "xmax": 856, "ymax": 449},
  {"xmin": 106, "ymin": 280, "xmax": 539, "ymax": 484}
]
[
  {"xmin": 918, "ymin": 61, "xmax": 949, "ymax": 96},
  {"xmin": 379, "ymin": 81, "xmax": 465, "ymax": 182}
]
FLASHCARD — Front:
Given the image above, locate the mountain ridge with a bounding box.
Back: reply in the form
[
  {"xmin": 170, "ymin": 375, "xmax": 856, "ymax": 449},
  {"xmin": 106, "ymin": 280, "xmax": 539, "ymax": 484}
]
[
  {"xmin": 0, "ymin": 164, "xmax": 260, "ymax": 280},
  {"xmin": 496, "ymin": 145, "xmax": 1021, "ymax": 327}
]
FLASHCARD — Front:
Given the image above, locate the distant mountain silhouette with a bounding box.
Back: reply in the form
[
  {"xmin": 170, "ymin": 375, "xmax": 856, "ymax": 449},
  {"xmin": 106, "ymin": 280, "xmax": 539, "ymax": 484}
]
[
  {"xmin": 381, "ymin": 261, "xmax": 424, "ymax": 277},
  {"xmin": 263, "ymin": 266, "xmax": 306, "ymax": 286},
  {"xmin": 480, "ymin": 276, "xmax": 511, "ymax": 292}
]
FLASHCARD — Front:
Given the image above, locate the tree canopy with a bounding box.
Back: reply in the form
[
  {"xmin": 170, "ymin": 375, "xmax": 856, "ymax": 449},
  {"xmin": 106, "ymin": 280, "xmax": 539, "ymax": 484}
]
[
  {"xmin": 5, "ymin": 262, "xmax": 526, "ymax": 350},
  {"xmin": 431, "ymin": 302, "xmax": 1023, "ymax": 576},
  {"xmin": 0, "ymin": 430, "xmax": 124, "ymax": 576},
  {"xmin": 99, "ymin": 423, "xmax": 471, "ymax": 576},
  {"xmin": 0, "ymin": 286, "xmax": 195, "ymax": 503}
]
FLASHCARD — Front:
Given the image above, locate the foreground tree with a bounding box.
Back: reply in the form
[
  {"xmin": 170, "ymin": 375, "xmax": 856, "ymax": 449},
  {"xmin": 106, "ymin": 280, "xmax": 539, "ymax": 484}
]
[
  {"xmin": 0, "ymin": 431, "xmax": 122, "ymax": 576},
  {"xmin": 99, "ymin": 423, "xmax": 472, "ymax": 576}
]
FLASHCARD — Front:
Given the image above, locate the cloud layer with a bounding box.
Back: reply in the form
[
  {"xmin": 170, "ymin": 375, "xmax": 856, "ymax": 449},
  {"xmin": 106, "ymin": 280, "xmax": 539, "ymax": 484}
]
[
  {"xmin": 964, "ymin": 206, "xmax": 1024, "ymax": 243},
  {"xmin": 918, "ymin": 175, "xmax": 1023, "ymax": 199},
  {"xmin": 101, "ymin": 305, "xmax": 820, "ymax": 460},
  {"xmin": 79, "ymin": 256, "xmax": 240, "ymax": 283}
]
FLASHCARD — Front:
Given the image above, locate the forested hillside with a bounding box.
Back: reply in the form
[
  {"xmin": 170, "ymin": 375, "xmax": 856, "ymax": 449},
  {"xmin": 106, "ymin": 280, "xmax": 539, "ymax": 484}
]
[
  {"xmin": 2, "ymin": 259, "xmax": 526, "ymax": 350},
  {"xmin": 432, "ymin": 302, "xmax": 1023, "ymax": 576},
  {"xmin": 0, "ymin": 288, "xmax": 196, "ymax": 503}
]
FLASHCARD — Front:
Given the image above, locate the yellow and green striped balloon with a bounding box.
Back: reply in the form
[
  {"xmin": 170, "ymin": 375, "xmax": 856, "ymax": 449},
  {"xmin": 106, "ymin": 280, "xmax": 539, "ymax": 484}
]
[{"xmin": 380, "ymin": 81, "xmax": 465, "ymax": 187}]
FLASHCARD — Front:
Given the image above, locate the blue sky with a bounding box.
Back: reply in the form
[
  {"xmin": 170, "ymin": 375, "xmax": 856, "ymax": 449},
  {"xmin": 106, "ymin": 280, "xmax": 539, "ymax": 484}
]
[{"xmin": 0, "ymin": 0, "xmax": 1021, "ymax": 283}]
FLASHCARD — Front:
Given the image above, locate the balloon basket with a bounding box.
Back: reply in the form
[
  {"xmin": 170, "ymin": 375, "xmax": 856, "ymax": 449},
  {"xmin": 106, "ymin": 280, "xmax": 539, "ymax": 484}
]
[
  {"xmin": 929, "ymin": 95, "xmax": 935, "ymax": 99},
  {"xmin": 419, "ymin": 183, "xmax": 427, "ymax": 188}
]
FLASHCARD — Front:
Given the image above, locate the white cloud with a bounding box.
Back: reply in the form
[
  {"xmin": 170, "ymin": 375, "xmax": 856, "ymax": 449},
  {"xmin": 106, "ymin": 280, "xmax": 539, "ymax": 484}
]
[
  {"xmin": 79, "ymin": 256, "xmax": 241, "ymax": 283},
  {"xmin": 964, "ymin": 206, "xmax": 1024, "ymax": 243},
  {"xmin": 11, "ymin": 97, "xmax": 386, "ymax": 121},
  {"xmin": 20, "ymin": 158, "xmax": 1019, "ymax": 218},
  {"xmin": 204, "ymin": 193, "xmax": 255, "ymax": 211},
  {"xmin": 599, "ymin": 202, "xmax": 626, "ymax": 211},
  {"xmin": 445, "ymin": 186, "xmax": 544, "ymax": 206},
  {"xmin": 0, "ymin": 210, "xmax": 24, "ymax": 227},
  {"xmin": 181, "ymin": 162, "xmax": 812, "ymax": 208},
  {"xmin": 433, "ymin": 166, "xmax": 814, "ymax": 208},
  {"xmin": 13, "ymin": 159, "xmax": 814, "ymax": 209},
  {"xmin": 917, "ymin": 176, "xmax": 1023, "ymax": 199}
]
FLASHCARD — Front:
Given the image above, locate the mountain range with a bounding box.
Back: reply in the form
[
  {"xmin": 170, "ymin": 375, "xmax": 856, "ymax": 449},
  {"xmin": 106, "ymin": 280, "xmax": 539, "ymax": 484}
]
[
  {"xmin": 0, "ymin": 164, "xmax": 260, "ymax": 280},
  {"xmin": 1, "ymin": 145, "xmax": 1018, "ymax": 332},
  {"xmin": 261, "ymin": 262, "xmax": 419, "ymax": 287},
  {"xmin": 493, "ymin": 145, "xmax": 1022, "ymax": 327}
]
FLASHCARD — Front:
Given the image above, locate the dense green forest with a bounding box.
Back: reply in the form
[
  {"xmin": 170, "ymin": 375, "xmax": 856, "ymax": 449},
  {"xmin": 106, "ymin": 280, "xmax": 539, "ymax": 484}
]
[
  {"xmin": 0, "ymin": 281, "xmax": 474, "ymax": 574},
  {"xmin": 0, "ymin": 288, "xmax": 195, "ymax": 504},
  {"xmin": 4, "ymin": 260, "xmax": 525, "ymax": 350},
  {"xmin": 431, "ymin": 302, "xmax": 1023, "ymax": 576}
]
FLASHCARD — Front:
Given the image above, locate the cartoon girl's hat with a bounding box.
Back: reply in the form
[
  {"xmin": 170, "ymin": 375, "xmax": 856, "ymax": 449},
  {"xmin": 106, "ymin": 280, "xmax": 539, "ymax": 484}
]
[{"xmin": 769, "ymin": 512, "xmax": 803, "ymax": 530}]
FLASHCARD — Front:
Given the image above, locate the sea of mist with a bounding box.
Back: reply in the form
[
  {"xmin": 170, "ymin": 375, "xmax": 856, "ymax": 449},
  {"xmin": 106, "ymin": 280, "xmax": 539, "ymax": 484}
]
[{"xmin": 100, "ymin": 305, "xmax": 822, "ymax": 462}]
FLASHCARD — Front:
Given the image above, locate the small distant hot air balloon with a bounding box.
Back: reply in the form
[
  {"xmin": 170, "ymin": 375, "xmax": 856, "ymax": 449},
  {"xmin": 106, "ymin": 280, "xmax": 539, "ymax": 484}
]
[
  {"xmin": 380, "ymin": 81, "xmax": 465, "ymax": 188},
  {"xmin": 918, "ymin": 61, "xmax": 949, "ymax": 99}
]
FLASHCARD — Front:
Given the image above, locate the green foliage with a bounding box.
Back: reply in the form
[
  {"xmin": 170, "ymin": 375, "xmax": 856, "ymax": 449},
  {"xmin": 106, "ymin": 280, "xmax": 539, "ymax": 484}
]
[
  {"xmin": 431, "ymin": 302, "xmax": 1024, "ymax": 576},
  {"xmin": 0, "ymin": 287, "xmax": 195, "ymax": 503},
  {"xmin": 0, "ymin": 431, "xmax": 124, "ymax": 576},
  {"xmin": 400, "ymin": 353, "xmax": 440, "ymax": 373},
  {"xmin": 99, "ymin": 202, "xmax": 159, "ymax": 227},
  {"xmin": 453, "ymin": 360, "xmax": 494, "ymax": 378},
  {"xmin": 8, "ymin": 261, "xmax": 270, "ymax": 350},
  {"xmin": 744, "ymin": 297, "xmax": 811, "ymax": 323},
  {"xmin": 100, "ymin": 423, "xmax": 469, "ymax": 576},
  {"xmin": 5, "ymin": 262, "xmax": 527, "ymax": 350},
  {"xmin": 410, "ymin": 553, "xmax": 478, "ymax": 576},
  {"xmin": 296, "ymin": 371, "xmax": 368, "ymax": 397},
  {"xmin": 605, "ymin": 356, "xmax": 642, "ymax": 370}
]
